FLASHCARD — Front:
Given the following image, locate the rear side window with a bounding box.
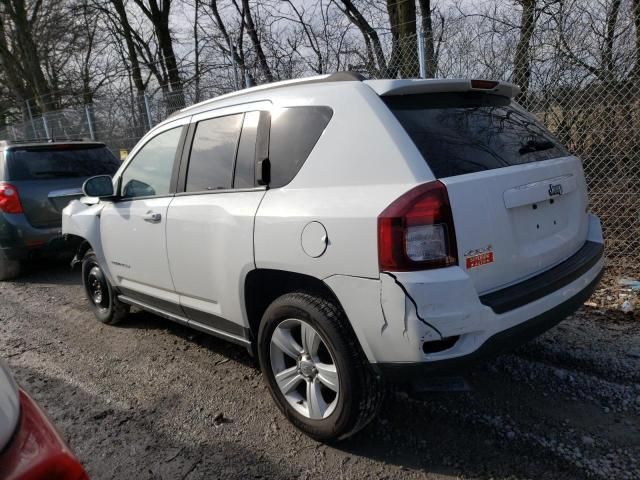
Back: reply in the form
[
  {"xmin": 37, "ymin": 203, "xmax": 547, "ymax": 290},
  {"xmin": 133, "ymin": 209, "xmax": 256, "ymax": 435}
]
[
  {"xmin": 186, "ymin": 114, "xmax": 243, "ymax": 192},
  {"xmin": 234, "ymin": 111, "xmax": 260, "ymax": 188},
  {"xmin": 6, "ymin": 145, "xmax": 120, "ymax": 180},
  {"xmin": 384, "ymin": 93, "xmax": 569, "ymax": 178},
  {"xmin": 269, "ymin": 106, "xmax": 333, "ymax": 187}
]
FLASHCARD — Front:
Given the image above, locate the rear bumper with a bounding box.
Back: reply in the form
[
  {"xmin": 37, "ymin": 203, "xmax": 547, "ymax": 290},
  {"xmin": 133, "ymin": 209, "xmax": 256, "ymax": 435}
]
[
  {"xmin": 0, "ymin": 213, "xmax": 77, "ymax": 261},
  {"xmin": 0, "ymin": 390, "xmax": 88, "ymax": 480},
  {"xmin": 376, "ymin": 267, "xmax": 603, "ymax": 381},
  {"xmin": 479, "ymin": 240, "xmax": 603, "ymax": 314},
  {"xmin": 326, "ymin": 213, "xmax": 605, "ymax": 371}
]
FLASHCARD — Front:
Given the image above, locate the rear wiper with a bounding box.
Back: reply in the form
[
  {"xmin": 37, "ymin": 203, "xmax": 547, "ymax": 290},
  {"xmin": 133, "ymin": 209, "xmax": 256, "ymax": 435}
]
[
  {"xmin": 32, "ymin": 170, "xmax": 77, "ymax": 177},
  {"xmin": 519, "ymin": 140, "xmax": 555, "ymax": 155}
]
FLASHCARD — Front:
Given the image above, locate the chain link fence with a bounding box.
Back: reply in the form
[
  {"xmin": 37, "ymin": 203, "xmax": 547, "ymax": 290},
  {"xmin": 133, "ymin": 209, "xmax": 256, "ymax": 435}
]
[{"xmin": 0, "ymin": 29, "xmax": 638, "ymax": 269}]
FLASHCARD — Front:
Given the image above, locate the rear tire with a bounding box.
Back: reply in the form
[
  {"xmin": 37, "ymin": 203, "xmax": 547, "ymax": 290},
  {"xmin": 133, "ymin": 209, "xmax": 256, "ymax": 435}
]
[
  {"xmin": 257, "ymin": 292, "xmax": 384, "ymax": 442},
  {"xmin": 81, "ymin": 250, "xmax": 129, "ymax": 325},
  {"xmin": 0, "ymin": 253, "xmax": 21, "ymax": 281}
]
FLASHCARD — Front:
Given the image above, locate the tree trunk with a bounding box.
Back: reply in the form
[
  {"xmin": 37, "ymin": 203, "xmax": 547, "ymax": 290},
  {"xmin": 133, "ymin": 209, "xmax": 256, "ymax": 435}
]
[
  {"xmin": 194, "ymin": 0, "xmax": 200, "ymax": 102},
  {"xmin": 513, "ymin": 0, "xmax": 536, "ymax": 101},
  {"xmin": 1, "ymin": 0, "xmax": 54, "ymax": 112},
  {"xmin": 633, "ymin": 0, "xmax": 640, "ymax": 77},
  {"xmin": 417, "ymin": 0, "xmax": 436, "ymax": 77},
  {"xmin": 338, "ymin": 0, "xmax": 388, "ymax": 77},
  {"xmin": 240, "ymin": 0, "xmax": 273, "ymax": 82},
  {"xmin": 387, "ymin": 0, "xmax": 418, "ymax": 78},
  {"xmin": 603, "ymin": 0, "xmax": 622, "ymax": 81},
  {"xmin": 133, "ymin": 0, "xmax": 185, "ymax": 110},
  {"xmin": 110, "ymin": 0, "xmax": 146, "ymax": 96}
]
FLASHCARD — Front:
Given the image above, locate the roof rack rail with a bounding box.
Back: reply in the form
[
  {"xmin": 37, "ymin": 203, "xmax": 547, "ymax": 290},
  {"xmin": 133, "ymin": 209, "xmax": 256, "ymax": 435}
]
[{"xmin": 169, "ymin": 71, "xmax": 369, "ymax": 121}]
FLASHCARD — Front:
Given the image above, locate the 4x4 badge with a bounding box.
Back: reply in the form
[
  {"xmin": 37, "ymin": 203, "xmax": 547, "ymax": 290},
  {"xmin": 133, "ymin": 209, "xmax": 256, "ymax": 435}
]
[{"xmin": 548, "ymin": 183, "xmax": 563, "ymax": 196}]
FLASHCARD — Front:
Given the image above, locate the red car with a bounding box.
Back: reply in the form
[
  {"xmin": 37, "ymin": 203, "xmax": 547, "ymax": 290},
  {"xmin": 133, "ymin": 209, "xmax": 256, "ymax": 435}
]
[{"xmin": 0, "ymin": 359, "xmax": 88, "ymax": 480}]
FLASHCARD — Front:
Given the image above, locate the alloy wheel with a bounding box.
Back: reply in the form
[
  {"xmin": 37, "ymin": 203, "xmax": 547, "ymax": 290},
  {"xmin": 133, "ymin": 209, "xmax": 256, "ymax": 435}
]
[{"xmin": 269, "ymin": 318, "xmax": 340, "ymax": 420}]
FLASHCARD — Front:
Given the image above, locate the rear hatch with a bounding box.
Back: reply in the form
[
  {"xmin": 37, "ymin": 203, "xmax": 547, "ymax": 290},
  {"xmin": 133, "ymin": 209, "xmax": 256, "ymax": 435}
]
[
  {"xmin": 5, "ymin": 143, "xmax": 121, "ymax": 228},
  {"xmin": 384, "ymin": 90, "xmax": 589, "ymax": 294}
]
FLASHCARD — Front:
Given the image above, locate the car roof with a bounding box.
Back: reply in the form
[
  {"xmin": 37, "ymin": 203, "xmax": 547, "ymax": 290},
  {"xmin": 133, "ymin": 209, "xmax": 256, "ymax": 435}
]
[
  {"xmin": 0, "ymin": 140, "xmax": 106, "ymax": 151},
  {"xmin": 165, "ymin": 72, "xmax": 519, "ymax": 126}
]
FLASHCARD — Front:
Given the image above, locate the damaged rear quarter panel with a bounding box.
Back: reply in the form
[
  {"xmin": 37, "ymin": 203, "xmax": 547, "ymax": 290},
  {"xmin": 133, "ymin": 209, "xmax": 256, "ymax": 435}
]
[
  {"xmin": 389, "ymin": 267, "xmax": 491, "ymax": 340},
  {"xmin": 326, "ymin": 274, "xmax": 443, "ymax": 363}
]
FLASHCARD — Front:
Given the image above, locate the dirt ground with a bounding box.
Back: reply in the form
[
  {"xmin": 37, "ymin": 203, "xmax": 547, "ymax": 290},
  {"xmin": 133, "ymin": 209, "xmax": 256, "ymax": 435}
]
[{"xmin": 1, "ymin": 259, "xmax": 639, "ymax": 479}]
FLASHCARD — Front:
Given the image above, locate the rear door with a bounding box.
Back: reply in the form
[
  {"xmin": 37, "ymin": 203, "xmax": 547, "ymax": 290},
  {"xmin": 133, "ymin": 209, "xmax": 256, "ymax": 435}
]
[
  {"xmin": 385, "ymin": 92, "xmax": 589, "ymax": 293},
  {"xmin": 101, "ymin": 122, "xmax": 187, "ymax": 309},
  {"xmin": 5, "ymin": 144, "xmax": 120, "ymax": 228},
  {"xmin": 166, "ymin": 106, "xmax": 268, "ymax": 341}
]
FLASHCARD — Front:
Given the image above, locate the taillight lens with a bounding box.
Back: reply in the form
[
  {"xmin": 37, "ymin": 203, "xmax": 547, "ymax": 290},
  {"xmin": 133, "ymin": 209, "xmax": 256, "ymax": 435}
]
[
  {"xmin": 0, "ymin": 182, "xmax": 23, "ymax": 214},
  {"xmin": 378, "ymin": 181, "xmax": 458, "ymax": 271},
  {"xmin": 471, "ymin": 79, "xmax": 499, "ymax": 89}
]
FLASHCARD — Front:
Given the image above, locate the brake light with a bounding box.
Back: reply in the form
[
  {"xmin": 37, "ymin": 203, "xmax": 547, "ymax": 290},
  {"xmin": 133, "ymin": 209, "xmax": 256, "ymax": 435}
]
[
  {"xmin": 0, "ymin": 182, "xmax": 23, "ymax": 213},
  {"xmin": 378, "ymin": 181, "xmax": 458, "ymax": 271},
  {"xmin": 471, "ymin": 79, "xmax": 499, "ymax": 89}
]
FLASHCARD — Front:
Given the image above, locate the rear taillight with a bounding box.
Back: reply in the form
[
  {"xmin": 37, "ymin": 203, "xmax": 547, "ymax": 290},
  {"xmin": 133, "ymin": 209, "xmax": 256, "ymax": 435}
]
[
  {"xmin": 378, "ymin": 181, "xmax": 458, "ymax": 271},
  {"xmin": 471, "ymin": 79, "xmax": 499, "ymax": 89},
  {"xmin": 0, "ymin": 182, "xmax": 23, "ymax": 213}
]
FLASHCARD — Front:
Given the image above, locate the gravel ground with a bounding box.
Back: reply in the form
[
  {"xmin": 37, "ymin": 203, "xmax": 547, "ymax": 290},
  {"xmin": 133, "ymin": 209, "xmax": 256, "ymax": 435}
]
[{"xmin": 1, "ymin": 259, "xmax": 639, "ymax": 479}]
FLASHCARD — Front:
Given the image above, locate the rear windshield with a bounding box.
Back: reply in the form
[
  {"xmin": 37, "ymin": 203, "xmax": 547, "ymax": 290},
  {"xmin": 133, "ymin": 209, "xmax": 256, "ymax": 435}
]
[
  {"xmin": 384, "ymin": 93, "xmax": 569, "ymax": 178},
  {"xmin": 6, "ymin": 145, "xmax": 121, "ymax": 180}
]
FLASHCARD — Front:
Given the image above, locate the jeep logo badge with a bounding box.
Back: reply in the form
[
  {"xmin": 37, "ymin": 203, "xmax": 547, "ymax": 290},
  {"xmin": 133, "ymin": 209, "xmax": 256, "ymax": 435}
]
[{"xmin": 548, "ymin": 183, "xmax": 563, "ymax": 197}]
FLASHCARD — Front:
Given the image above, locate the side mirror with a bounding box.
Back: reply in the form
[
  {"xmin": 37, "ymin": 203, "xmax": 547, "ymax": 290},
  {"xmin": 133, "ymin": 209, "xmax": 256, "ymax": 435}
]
[{"xmin": 82, "ymin": 175, "xmax": 115, "ymax": 198}]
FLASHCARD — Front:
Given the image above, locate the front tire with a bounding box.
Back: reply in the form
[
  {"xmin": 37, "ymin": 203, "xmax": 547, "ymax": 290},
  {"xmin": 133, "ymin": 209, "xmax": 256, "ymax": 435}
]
[
  {"xmin": 257, "ymin": 292, "xmax": 383, "ymax": 441},
  {"xmin": 81, "ymin": 250, "xmax": 129, "ymax": 325}
]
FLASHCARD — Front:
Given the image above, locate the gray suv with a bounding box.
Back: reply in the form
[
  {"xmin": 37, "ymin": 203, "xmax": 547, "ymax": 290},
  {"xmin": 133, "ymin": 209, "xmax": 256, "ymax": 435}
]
[{"xmin": 0, "ymin": 140, "xmax": 120, "ymax": 280}]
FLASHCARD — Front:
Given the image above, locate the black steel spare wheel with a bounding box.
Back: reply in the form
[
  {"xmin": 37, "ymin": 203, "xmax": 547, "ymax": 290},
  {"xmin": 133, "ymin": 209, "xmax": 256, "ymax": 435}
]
[
  {"xmin": 87, "ymin": 265, "xmax": 109, "ymax": 311},
  {"xmin": 81, "ymin": 249, "xmax": 130, "ymax": 325}
]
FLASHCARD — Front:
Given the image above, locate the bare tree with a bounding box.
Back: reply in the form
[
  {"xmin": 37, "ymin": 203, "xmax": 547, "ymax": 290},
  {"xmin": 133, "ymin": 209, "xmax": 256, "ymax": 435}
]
[
  {"xmin": 513, "ymin": 0, "xmax": 536, "ymax": 99},
  {"xmin": 131, "ymin": 0, "xmax": 185, "ymax": 108},
  {"xmin": 103, "ymin": 0, "xmax": 147, "ymax": 98},
  {"xmin": 417, "ymin": 0, "xmax": 437, "ymax": 77},
  {"xmin": 387, "ymin": 0, "xmax": 417, "ymax": 78},
  {"xmin": 336, "ymin": 0, "xmax": 388, "ymax": 76},
  {"xmin": 634, "ymin": 0, "xmax": 640, "ymax": 76},
  {"xmin": 240, "ymin": 0, "xmax": 273, "ymax": 81},
  {"xmin": 0, "ymin": 0, "xmax": 57, "ymax": 111},
  {"xmin": 603, "ymin": 0, "xmax": 622, "ymax": 80}
]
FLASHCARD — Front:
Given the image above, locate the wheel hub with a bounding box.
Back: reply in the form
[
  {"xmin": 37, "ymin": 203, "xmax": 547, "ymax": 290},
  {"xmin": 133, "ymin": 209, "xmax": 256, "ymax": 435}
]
[
  {"xmin": 297, "ymin": 356, "xmax": 317, "ymax": 380},
  {"xmin": 89, "ymin": 276, "xmax": 103, "ymax": 303}
]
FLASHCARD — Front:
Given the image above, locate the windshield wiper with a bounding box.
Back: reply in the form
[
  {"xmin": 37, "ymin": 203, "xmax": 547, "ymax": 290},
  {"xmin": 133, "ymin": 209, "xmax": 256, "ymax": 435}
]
[{"xmin": 519, "ymin": 140, "xmax": 555, "ymax": 155}]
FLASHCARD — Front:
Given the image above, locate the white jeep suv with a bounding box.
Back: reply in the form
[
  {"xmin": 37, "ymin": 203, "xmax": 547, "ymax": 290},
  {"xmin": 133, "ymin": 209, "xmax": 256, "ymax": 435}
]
[{"xmin": 63, "ymin": 72, "xmax": 604, "ymax": 441}]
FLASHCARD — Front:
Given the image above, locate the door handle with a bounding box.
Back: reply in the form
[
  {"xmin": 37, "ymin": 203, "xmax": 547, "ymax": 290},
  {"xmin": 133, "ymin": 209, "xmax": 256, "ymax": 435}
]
[{"xmin": 143, "ymin": 211, "xmax": 162, "ymax": 223}]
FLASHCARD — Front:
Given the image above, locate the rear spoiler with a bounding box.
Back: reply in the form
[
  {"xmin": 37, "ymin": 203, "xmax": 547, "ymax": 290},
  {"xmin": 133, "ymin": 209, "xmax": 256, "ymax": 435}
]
[{"xmin": 364, "ymin": 79, "xmax": 520, "ymax": 99}]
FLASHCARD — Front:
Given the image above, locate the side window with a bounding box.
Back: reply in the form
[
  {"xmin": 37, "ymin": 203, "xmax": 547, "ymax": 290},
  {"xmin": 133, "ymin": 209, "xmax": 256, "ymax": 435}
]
[
  {"xmin": 186, "ymin": 114, "xmax": 243, "ymax": 192},
  {"xmin": 233, "ymin": 111, "xmax": 260, "ymax": 188},
  {"xmin": 269, "ymin": 106, "xmax": 333, "ymax": 188},
  {"xmin": 120, "ymin": 127, "xmax": 183, "ymax": 199}
]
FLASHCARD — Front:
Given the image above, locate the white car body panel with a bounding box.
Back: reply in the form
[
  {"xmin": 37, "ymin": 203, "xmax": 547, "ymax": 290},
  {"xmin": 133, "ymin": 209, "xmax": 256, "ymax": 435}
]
[
  {"xmin": 442, "ymin": 155, "xmax": 589, "ymax": 294},
  {"xmin": 166, "ymin": 190, "xmax": 265, "ymax": 328},
  {"xmin": 0, "ymin": 359, "xmax": 20, "ymax": 452},
  {"xmin": 62, "ymin": 74, "xmax": 604, "ymax": 369},
  {"xmin": 101, "ymin": 197, "xmax": 176, "ymax": 301}
]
